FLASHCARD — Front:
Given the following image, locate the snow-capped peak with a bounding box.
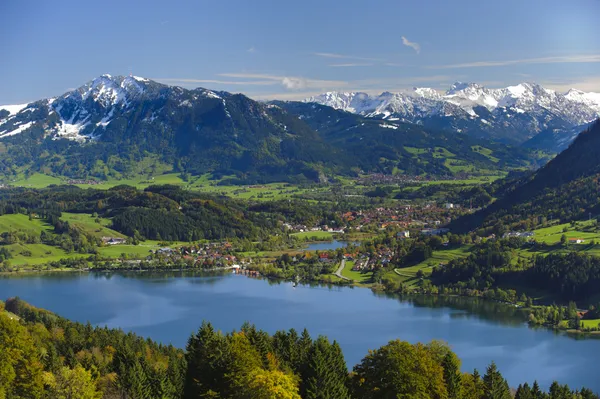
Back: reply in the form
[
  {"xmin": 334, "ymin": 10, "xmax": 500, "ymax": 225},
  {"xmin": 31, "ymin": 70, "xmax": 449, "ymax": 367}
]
[
  {"xmin": 565, "ymin": 88, "xmax": 600, "ymax": 108},
  {"xmin": 0, "ymin": 103, "xmax": 29, "ymax": 116},
  {"xmin": 446, "ymin": 82, "xmax": 483, "ymax": 95},
  {"xmin": 304, "ymin": 82, "xmax": 600, "ymax": 146}
]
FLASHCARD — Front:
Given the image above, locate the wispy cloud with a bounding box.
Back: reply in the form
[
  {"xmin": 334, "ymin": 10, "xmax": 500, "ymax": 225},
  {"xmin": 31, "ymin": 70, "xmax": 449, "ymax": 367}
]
[
  {"xmin": 154, "ymin": 78, "xmax": 275, "ymax": 86},
  {"xmin": 247, "ymin": 46, "xmax": 256, "ymax": 53},
  {"xmin": 401, "ymin": 36, "xmax": 420, "ymax": 54},
  {"xmin": 329, "ymin": 63, "xmax": 373, "ymax": 67},
  {"xmin": 314, "ymin": 52, "xmax": 383, "ymax": 62},
  {"xmin": 218, "ymin": 73, "xmax": 348, "ymax": 91},
  {"xmin": 430, "ymin": 54, "xmax": 600, "ymax": 69},
  {"xmin": 540, "ymin": 76, "xmax": 600, "ymax": 93}
]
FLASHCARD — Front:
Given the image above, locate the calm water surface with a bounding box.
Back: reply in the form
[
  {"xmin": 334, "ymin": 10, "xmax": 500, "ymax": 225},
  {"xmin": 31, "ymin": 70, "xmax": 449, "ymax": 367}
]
[
  {"xmin": 1, "ymin": 272, "xmax": 599, "ymax": 391},
  {"xmin": 305, "ymin": 240, "xmax": 358, "ymax": 251}
]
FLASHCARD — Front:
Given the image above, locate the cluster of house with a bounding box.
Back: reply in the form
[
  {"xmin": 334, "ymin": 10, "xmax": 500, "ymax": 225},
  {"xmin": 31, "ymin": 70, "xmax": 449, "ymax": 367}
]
[
  {"xmin": 150, "ymin": 242, "xmax": 243, "ymax": 268},
  {"xmin": 355, "ymin": 173, "xmax": 463, "ymax": 185},
  {"xmin": 343, "ymin": 246, "xmax": 395, "ymax": 271},
  {"xmin": 66, "ymin": 179, "xmax": 104, "ymax": 185},
  {"xmin": 342, "ymin": 204, "xmax": 457, "ymax": 233},
  {"xmin": 283, "ymin": 223, "xmax": 345, "ymax": 234}
]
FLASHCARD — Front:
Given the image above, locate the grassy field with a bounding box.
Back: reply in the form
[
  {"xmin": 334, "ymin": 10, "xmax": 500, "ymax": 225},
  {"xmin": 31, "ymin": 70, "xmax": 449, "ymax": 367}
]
[
  {"xmin": 471, "ymin": 145, "xmax": 500, "ymax": 163},
  {"xmin": 340, "ymin": 260, "xmax": 372, "ymax": 284},
  {"xmin": 410, "ymin": 246, "xmax": 473, "ymax": 269},
  {"xmin": 291, "ymin": 231, "xmax": 334, "ymax": 241},
  {"xmin": 60, "ymin": 213, "xmax": 125, "ymax": 239},
  {"xmin": 581, "ymin": 319, "xmax": 600, "ymax": 329},
  {"xmin": 0, "ymin": 214, "xmax": 56, "ymax": 235},
  {"xmin": 532, "ymin": 221, "xmax": 600, "ymax": 244},
  {"xmin": 6, "ymin": 243, "xmax": 86, "ymax": 266},
  {"xmin": 9, "ymin": 173, "xmax": 63, "ymax": 188}
]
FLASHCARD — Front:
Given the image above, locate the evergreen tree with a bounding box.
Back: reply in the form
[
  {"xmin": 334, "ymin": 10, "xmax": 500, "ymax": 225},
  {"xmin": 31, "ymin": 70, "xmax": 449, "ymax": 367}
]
[
  {"xmin": 532, "ymin": 381, "xmax": 544, "ymax": 399},
  {"xmin": 516, "ymin": 382, "xmax": 533, "ymax": 399},
  {"xmin": 304, "ymin": 336, "xmax": 350, "ymax": 399},
  {"xmin": 482, "ymin": 362, "xmax": 511, "ymax": 399},
  {"xmin": 442, "ymin": 352, "xmax": 462, "ymax": 399},
  {"xmin": 184, "ymin": 322, "xmax": 230, "ymax": 398}
]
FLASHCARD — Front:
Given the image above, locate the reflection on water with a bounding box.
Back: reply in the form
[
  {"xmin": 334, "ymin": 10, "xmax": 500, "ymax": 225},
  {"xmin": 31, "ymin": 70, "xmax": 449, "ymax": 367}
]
[{"xmin": 1, "ymin": 271, "xmax": 600, "ymax": 391}]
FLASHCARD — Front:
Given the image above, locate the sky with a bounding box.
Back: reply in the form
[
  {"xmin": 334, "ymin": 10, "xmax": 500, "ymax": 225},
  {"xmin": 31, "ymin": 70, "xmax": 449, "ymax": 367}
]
[{"xmin": 1, "ymin": 0, "xmax": 600, "ymax": 104}]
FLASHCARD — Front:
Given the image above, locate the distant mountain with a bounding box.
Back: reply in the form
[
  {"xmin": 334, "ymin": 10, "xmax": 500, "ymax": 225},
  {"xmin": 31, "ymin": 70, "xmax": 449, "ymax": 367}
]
[
  {"xmin": 452, "ymin": 120, "xmax": 600, "ymax": 233},
  {"xmin": 305, "ymin": 83, "xmax": 600, "ymax": 149},
  {"xmin": 272, "ymin": 101, "xmax": 537, "ymax": 175},
  {"xmin": 0, "ymin": 75, "xmax": 533, "ymax": 183},
  {"xmin": 0, "ymin": 75, "xmax": 344, "ymax": 182}
]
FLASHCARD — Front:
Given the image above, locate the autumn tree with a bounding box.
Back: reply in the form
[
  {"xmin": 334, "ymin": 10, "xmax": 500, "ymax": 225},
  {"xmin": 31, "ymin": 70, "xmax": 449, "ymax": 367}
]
[
  {"xmin": 44, "ymin": 365, "xmax": 102, "ymax": 399},
  {"xmin": 351, "ymin": 340, "xmax": 448, "ymax": 399}
]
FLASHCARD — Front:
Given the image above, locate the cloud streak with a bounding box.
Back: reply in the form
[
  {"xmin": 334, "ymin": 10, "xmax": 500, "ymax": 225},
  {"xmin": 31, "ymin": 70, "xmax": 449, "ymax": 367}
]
[
  {"xmin": 219, "ymin": 73, "xmax": 348, "ymax": 91},
  {"xmin": 430, "ymin": 54, "xmax": 600, "ymax": 69},
  {"xmin": 329, "ymin": 63, "xmax": 373, "ymax": 67},
  {"xmin": 247, "ymin": 46, "xmax": 256, "ymax": 53},
  {"xmin": 401, "ymin": 36, "xmax": 420, "ymax": 54},
  {"xmin": 314, "ymin": 52, "xmax": 383, "ymax": 62},
  {"xmin": 154, "ymin": 78, "xmax": 274, "ymax": 86}
]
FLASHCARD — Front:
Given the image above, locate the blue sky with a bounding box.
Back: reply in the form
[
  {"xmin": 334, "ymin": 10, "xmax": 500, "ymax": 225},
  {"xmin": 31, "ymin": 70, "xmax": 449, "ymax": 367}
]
[{"xmin": 1, "ymin": 0, "xmax": 599, "ymax": 104}]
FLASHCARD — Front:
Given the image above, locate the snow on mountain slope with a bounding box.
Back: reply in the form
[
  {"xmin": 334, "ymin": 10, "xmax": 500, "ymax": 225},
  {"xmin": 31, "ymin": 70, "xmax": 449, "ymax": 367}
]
[
  {"xmin": 305, "ymin": 82, "xmax": 600, "ymax": 147},
  {"xmin": 0, "ymin": 104, "xmax": 28, "ymax": 115},
  {"xmin": 0, "ymin": 75, "xmax": 171, "ymax": 141}
]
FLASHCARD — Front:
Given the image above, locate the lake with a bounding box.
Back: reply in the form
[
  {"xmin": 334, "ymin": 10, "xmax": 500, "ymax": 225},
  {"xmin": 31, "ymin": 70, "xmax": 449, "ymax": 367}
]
[
  {"xmin": 1, "ymin": 271, "xmax": 599, "ymax": 391},
  {"xmin": 304, "ymin": 240, "xmax": 358, "ymax": 251}
]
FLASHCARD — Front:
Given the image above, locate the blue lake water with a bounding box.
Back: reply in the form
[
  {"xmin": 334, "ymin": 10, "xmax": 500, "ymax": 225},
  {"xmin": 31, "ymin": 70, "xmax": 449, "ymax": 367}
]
[
  {"xmin": 304, "ymin": 240, "xmax": 358, "ymax": 251},
  {"xmin": 1, "ymin": 271, "xmax": 599, "ymax": 391}
]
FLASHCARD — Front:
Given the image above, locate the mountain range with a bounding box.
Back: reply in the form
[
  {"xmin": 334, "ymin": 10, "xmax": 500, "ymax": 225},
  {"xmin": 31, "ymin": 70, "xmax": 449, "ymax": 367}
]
[
  {"xmin": 305, "ymin": 83, "xmax": 600, "ymax": 151},
  {"xmin": 0, "ymin": 75, "xmax": 537, "ymax": 183}
]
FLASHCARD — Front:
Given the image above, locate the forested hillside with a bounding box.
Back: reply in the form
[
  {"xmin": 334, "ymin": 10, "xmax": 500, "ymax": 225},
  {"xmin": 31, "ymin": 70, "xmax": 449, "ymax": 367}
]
[
  {"xmin": 274, "ymin": 101, "xmax": 538, "ymax": 176},
  {"xmin": 0, "ymin": 184, "xmax": 344, "ymax": 243},
  {"xmin": 453, "ymin": 120, "xmax": 600, "ymax": 233},
  {"xmin": 1, "ymin": 298, "xmax": 596, "ymax": 398}
]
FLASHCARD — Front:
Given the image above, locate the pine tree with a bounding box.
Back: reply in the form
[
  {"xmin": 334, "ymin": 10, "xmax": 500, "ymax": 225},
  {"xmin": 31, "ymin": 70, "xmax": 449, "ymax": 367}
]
[
  {"xmin": 304, "ymin": 336, "xmax": 350, "ymax": 399},
  {"xmin": 183, "ymin": 322, "xmax": 230, "ymax": 398},
  {"xmin": 482, "ymin": 362, "xmax": 511, "ymax": 399},
  {"xmin": 532, "ymin": 381, "xmax": 544, "ymax": 399},
  {"xmin": 442, "ymin": 352, "xmax": 462, "ymax": 399},
  {"xmin": 515, "ymin": 382, "xmax": 533, "ymax": 399},
  {"xmin": 472, "ymin": 369, "xmax": 485, "ymax": 398}
]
